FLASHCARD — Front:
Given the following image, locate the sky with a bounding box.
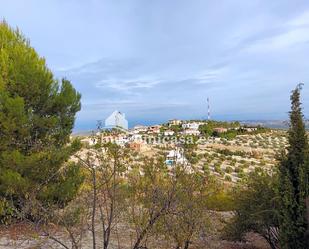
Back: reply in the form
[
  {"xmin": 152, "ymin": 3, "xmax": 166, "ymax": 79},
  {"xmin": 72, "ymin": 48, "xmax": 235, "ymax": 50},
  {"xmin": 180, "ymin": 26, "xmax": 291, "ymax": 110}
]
[{"xmin": 2, "ymin": 0, "xmax": 309, "ymax": 131}]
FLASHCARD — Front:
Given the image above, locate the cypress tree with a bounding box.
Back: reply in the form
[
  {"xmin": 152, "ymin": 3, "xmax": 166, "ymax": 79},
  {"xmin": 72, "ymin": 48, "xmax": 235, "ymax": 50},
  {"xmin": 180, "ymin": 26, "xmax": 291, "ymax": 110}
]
[{"xmin": 278, "ymin": 83, "xmax": 309, "ymax": 248}]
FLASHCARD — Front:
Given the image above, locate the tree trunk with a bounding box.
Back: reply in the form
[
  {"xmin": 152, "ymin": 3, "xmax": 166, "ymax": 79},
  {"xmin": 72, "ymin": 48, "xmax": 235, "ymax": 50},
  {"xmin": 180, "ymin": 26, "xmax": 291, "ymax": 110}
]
[
  {"xmin": 184, "ymin": 240, "xmax": 190, "ymax": 249},
  {"xmin": 306, "ymin": 197, "xmax": 309, "ymax": 226},
  {"xmin": 91, "ymin": 168, "xmax": 97, "ymax": 249},
  {"xmin": 132, "ymin": 209, "xmax": 164, "ymax": 249}
]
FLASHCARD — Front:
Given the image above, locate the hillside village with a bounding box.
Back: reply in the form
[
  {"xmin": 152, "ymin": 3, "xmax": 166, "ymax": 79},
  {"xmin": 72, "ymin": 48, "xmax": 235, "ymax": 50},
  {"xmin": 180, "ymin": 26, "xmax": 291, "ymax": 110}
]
[{"xmin": 78, "ymin": 117, "xmax": 288, "ymax": 183}]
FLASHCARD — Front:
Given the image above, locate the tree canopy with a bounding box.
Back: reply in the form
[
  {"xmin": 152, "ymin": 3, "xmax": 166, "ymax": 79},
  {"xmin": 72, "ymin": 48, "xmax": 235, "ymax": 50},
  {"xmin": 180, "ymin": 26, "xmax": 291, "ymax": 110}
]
[
  {"xmin": 278, "ymin": 84, "xmax": 309, "ymax": 248},
  {"xmin": 0, "ymin": 21, "xmax": 83, "ymax": 223}
]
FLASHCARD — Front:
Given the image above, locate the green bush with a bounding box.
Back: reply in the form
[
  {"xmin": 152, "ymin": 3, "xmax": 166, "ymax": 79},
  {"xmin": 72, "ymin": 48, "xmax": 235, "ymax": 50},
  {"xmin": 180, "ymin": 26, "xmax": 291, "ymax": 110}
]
[
  {"xmin": 225, "ymin": 166, "xmax": 233, "ymax": 174},
  {"xmin": 0, "ymin": 198, "xmax": 16, "ymax": 225},
  {"xmin": 225, "ymin": 175, "xmax": 232, "ymax": 182},
  {"xmin": 214, "ymin": 165, "xmax": 222, "ymax": 174},
  {"xmin": 202, "ymin": 164, "xmax": 210, "ymax": 175},
  {"xmin": 223, "ymin": 171, "xmax": 279, "ymax": 249},
  {"xmin": 206, "ymin": 191, "xmax": 234, "ymax": 211},
  {"xmin": 235, "ymin": 167, "xmax": 243, "ymax": 174}
]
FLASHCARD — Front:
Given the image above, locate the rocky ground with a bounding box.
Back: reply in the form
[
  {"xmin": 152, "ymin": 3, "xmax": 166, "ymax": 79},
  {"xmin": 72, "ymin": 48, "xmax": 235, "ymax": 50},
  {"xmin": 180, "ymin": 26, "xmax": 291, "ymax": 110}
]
[{"xmin": 0, "ymin": 219, "xmax": 271, "ymax": 249}]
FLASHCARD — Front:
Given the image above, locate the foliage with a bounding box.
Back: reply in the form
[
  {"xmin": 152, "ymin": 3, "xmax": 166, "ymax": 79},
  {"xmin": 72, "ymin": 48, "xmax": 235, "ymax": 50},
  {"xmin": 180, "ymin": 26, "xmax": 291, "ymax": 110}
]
[
  {"xmin": 202, "ymin": 164, "xmax": 210, "ymax": 175},
  {"xmin": 206, "ymin": 189, "xmax": 234, "ymax": 211},
  {"xmin": 0, "ymin": 198, "xmax": 16, "ymax": 225},
  {"xmin": 198, "ymin": 124, "xmax": 214, "ymax": 137},
  {"xmin": 198, "ymin": 120, "xmax": 267, "ymax": 138},
  {"xmin": 223, "ymin": 171, "xmax": 280, "ymax": 249},
  {"xmin": 225, "ymin": 166, "xmax": 233, "ymax": 174},
  {"xmin": 0, "ymin": 21, "xmax": 82, "ymax": 223},
  {"xmin": 156, "ymin": 171, "xmax": 213, "ymax": 249},
  {"xmin": 278, "ymin": 84, "xmax": 309, "ymax": 248},
  {"xmin": 218, "ymin": 130, "xmax": 238, "ymax": 140},
  {"xmin": 183, "ymin": 139, "xmax": 199, "ymax": 164},
  {"xmin": 169, "ymin": 124, "xmax": 183, "ymax": 133},
  {"xmin": 214, "ymin": 164, "xmax": 223, "ymax": 175},
  {"xmin": 126, "ymin": 157, "xmax": 175, "ymax": 249}
]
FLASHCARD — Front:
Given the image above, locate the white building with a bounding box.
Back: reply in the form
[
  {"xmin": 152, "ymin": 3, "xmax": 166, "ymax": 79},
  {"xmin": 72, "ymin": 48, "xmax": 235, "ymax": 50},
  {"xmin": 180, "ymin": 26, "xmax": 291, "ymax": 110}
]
[
  {"xmin": 182, "ymin": 122, "xmax": 200, "ymax": 130},
  {"xmin": 213, "ymin": 127, "xmax": 228, "ymax": 133},
  {"xmin": 182, "ymin": 129, "xmax": 200, "ymax": 136},
  {"xmin": 105, "ymin": 110, "xmax": 128, "ymax": 130},
  {"xmin": 168, "ymin": 119, "xmax": 182, "ymax": 126},
  {"xmin": 148, "ymin": 125, "xmax": 161, "ymax": 134},
  {"xmin": 164, "ymin": 130, "xmax": 175, "ymax": 136},
  {"xmin": 165, "ymin": 148, "xmax": 188, "ymax": 166},
  {"xmin": 130, "ymin": 134, "xmax": 143, "ymax": 142},
  {"xmin": 133, "ymin": 125, "xmax": 148, "ymax": 134},
  {"xmin": 114, "ymin": 135, "xmax": 129, "ymax": 146}
]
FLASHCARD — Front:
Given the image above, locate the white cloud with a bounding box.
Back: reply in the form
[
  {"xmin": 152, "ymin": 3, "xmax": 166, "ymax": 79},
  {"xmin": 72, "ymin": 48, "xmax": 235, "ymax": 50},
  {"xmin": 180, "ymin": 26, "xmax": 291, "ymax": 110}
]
[
  {"xmin": 245, "ymin": 28, "xmax": 309, "ymax": 53},
  {"xmin": 288, "ymin": 10, "xmax": 309, "ymax": 26},
  {"xmin": 96, "ymin": 77, "xmax": 161, "ymax": 91},
  {"xmin": 243, "ymin": 11, "xmax": 309, "ymax": 54},
  {"xmin": 194, "ymin": 68, "xmax": 227, "ymax": 84}
]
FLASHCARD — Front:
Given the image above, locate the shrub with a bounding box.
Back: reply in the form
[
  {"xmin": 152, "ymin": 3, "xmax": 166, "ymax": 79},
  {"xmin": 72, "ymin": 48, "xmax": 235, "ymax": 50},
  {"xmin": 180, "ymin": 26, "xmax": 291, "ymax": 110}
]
[
  {"xmin": 225, "ymin": 166, "xmax": 233, "ymax": 174},
  {"xmin": 225, "ymin": 175, "xmax": 232, "ymax": 182}
]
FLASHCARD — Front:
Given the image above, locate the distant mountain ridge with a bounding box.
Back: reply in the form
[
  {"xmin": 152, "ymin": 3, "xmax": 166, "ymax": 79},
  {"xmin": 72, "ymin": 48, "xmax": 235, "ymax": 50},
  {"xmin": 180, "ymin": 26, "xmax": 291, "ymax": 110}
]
[{"xmin": 240, "ymin": 120, "xmax": 309, "ymax": 129}]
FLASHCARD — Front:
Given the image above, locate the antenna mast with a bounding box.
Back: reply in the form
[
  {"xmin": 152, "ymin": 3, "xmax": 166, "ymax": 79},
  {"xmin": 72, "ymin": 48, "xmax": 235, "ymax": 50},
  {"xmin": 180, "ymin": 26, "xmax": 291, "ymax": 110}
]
[{"xmin": 207, "ymin": 97, "xmax": 210, "ymax": 121}]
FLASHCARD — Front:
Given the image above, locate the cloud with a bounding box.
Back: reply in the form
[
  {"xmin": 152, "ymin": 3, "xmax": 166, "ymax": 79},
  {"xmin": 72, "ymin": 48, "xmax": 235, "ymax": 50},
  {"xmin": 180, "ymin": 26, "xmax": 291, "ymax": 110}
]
[
  {"xmin": 193, "ymin": 68, "xmax": 227, "ymax": 85},
  {"xmin": 96, "ymin": 77, "xmax": 162, "ymax": 92},
  {"xmin": 3, "ymin": 0, "xmax": 309, "ymax": 130},
  {"xmin": 241, "ymin": 10, "xmax": 309, "ymax": 53},
  {"xmin": 288, "ymin": 10, "xmax": 309, "ymax": 26},
  {"xmin": 245, "ymin": 28, "xmax": 309, "ymax": 53}
]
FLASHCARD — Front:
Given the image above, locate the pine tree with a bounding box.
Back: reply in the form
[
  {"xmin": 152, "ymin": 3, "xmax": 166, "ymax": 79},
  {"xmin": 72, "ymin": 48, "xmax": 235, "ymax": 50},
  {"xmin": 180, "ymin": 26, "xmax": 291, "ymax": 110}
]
[
  {"xmin": 278, "ymin": 83, "xmax": 309, "ymax": 248},
  {"xmin": 0, "ymin": 21, "xmax": 83, "ymax": 222}
]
